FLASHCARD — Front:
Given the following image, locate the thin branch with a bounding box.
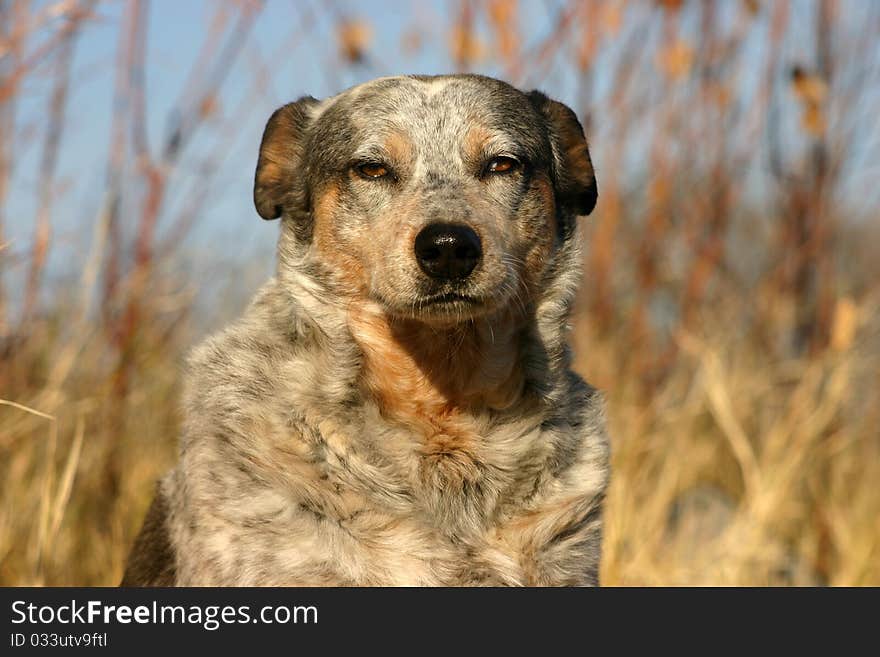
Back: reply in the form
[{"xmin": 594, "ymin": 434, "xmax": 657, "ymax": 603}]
[{"xmin": 20, "ymin": 12, "xmax": 81, "ymax": 325}]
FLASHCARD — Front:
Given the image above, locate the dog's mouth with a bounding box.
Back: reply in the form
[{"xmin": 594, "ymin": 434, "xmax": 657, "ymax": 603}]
[
  {"xmin": 411, "ymin": 291, "xmax": 488, "ymax": 323},
  {"xmin": 371, "ymin": 288, "xmax": 496, "ymax": 324},
  {"xmin": 420, "ymin": 292, "xmax": 482, "ymax": 306}
]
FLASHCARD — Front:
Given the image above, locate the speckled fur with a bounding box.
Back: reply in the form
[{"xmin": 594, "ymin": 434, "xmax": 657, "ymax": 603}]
[{"xmin": 122, "ymin": 74, "xmax": 609, "ymax": 586}]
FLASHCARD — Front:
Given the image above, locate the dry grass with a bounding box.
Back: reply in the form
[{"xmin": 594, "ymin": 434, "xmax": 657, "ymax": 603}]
[
  {"xmin": 0, "ymin": 309, "xmax": 183, "ymax": 585},
  {"xmin": 578, "ymin": 293, "xmax": 880, "ymax": 585}
]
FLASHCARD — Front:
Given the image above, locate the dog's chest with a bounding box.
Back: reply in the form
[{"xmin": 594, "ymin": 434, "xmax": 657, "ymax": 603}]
[
  {"xmin": 196, "ymin": 488, "xmax": 587, "ymax": 587},
  {"xmin": 173, "ymin": 373, "xmax": 604, "ymax": 586},
  {"xmin": 176, "ymin": 425, "xmax": 593, "ymax": 586}
]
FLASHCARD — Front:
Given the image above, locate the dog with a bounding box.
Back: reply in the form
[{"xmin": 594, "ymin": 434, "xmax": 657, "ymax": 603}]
[{"xmin": 122, "ymin": 74, "xmax": 609, "ymax": 586}]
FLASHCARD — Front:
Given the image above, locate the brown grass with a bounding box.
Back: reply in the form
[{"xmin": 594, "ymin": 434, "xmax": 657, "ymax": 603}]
[{"xmin": 576, "ymin": 287, "xmax": 880, "ymax": 585}]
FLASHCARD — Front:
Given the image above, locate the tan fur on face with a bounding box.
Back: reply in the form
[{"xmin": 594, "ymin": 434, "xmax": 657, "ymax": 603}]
[
  {"xmin": 520, "ymin": 175, "xmax": 558, "ymax": 290},
  {"xmin": 463, "ymin": 124, "xmax": 493, "ymax": 161},
  {"xmin": 313, "ymin": 182, "xmax": 369, "ymax": 295},
  {"xmin": 382, "ymin": 131, "xmax": 413, "ymax": 165}
]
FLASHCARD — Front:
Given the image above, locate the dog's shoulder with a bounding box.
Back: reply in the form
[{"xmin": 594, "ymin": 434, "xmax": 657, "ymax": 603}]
[
  {"xmin": 557, "ymin": 370, "xmax": 611, "ymax": 485},
  {"xmin": 120, "ymin": 481, "xmax": 176, "ymax": 586},
  {"xmin": 182, "ymin": 279, "xmax": 303, "ymax": 427},
  {"xmin": 183, "ymin": 277, "xmax": 356, "ymax": 423},
  {"xmin": 186, "ymin": 279, "xmax": 294, "ymax": 382}
]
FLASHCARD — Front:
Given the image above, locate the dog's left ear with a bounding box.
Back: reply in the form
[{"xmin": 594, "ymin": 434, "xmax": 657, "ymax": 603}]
[
  {"xmin": 527, "ymin": 91, "xmax": 597, "ymax": 217},
  {"xmin": 254, "ymin": 96, "xmax": 320, "ymax": 220}
]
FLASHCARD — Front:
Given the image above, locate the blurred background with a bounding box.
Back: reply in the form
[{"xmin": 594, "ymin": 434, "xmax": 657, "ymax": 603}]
[{"xmin": 1, "ymin": 0, "xmax": 878, "ymax": 586}]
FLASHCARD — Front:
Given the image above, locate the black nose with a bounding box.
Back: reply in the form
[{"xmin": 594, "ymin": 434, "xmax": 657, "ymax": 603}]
[{"xmin": 414, "ymin": 223, "xmax": 482, "ymax": 281}]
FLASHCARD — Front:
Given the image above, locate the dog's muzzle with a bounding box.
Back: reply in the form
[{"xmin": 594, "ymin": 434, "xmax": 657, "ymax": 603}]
[{"xmin": 414, "ymin": 223, "xmax": 482, "ymax": 281}]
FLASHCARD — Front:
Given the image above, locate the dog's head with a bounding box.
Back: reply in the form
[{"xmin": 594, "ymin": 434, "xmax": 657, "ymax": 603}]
[{"xmin": 255, "ymin": 75, "xmax": 596, "ymax": 325}]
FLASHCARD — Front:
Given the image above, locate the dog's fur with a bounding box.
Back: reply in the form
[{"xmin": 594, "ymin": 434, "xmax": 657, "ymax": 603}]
[{"xmin": 121, "ymin": 74, "xmax": 610, "ymax": 586}]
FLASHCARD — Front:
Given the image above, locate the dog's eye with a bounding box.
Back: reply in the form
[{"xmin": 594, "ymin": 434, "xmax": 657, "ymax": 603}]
[
  {"xmin": 486, "ymin": 156, "xmax": 520, "ymax": 175},
  {"xmin": 356, "ymin": 163, "xmax": 390, "ymax": 179}
]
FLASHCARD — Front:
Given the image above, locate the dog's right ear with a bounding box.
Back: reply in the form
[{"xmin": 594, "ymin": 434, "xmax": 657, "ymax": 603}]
[
  {"xmin": 526, "ymin": 91, "xmax": 597, "ymax": 219},
  {"xmin": 254, "ymin": 96, "xmax": 319, "ymax": 220}
]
